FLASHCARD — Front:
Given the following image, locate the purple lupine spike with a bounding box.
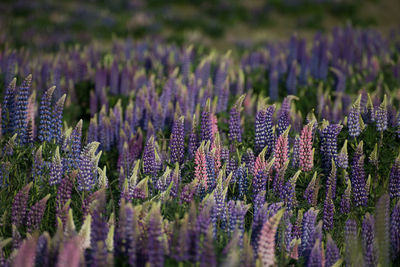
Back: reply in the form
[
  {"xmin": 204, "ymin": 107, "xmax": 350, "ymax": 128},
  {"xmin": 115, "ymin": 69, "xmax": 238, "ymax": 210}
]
[
  {"xmin": 389, "ymin": 153, "xmax": 400, "ymax": 199},
  {"xmin": 376, "ymin": 95, "xmax": 387, "ymax": 132},
  {"xmin": 340, "ymin": 175, "xmax": 352, "ymax": 214},
  {"xmin": 350, "ymin": 142, "xmax": 368, "ymax": 207},
  {"xmin": 229, "ymin": 95, "xmax": 245, "ymax": 143},
  {"xmin": 188, "ymin": 115, "xmax": 198, "ymax": 159},
  {"xmin": 170, "ymin": 116, "xmax": 185, "ymax": 164},
  {"xmin": 49, "ymin": 147, "xmax": 63, "ymax": 186},
  {"xmin": 15, "ymin": 74, "xmax": 32, "ymax": 144},
  {"xmin": 236, "ymin": 165, "xmax": 248, "ymax": 200},
  {"xmin": 397, "ymin": 112, "xmax": 400, "ymax": 138},
  {"xmin": 199, "ymin": 228, "xmax": 216, "ymax": 267},
  {"xmin": 1, "ymin": 78, "xmax": 16, "ymax": 136},
  {"xmin": 35, "ymin": 233, "xmax": 50, "ymax": 267},
  {"xmin": 201, "ymin": 99, "xmax": 213, "ymax": 143},
  {"xmin": 143, "ymin": 136, "xmax": 156, "ymax": 177},
  {"xmin": 391, "ymin": 200, "xmax": 400, "ymax": 260},
  {"xmin": 255, "ymin": 107, "xmax": 268, "ymax": 155},
  {"xmin": 292, "ymin": 135, "xmax": 300, "ymax": 168},
  {"xmin": 300, "ymin": 208, "xmax": 318, "ymax": 259},
  {"xmin": 283, "ymin": 170, "xmax": 301, "ymax": 210},
  {"xmin": 51, "ymin": 94, "xmax": 66, "ymax": 144},
  {"xmin": 277, "ymin": 97, "xmax": 292, "ymax": 137},
  {"xmin": 323, "ymin": 185, "xmax": 334, "ymax": 231},
  {"xmin": 13, "ymin": 236, "xmax": 37, "ymax": 267},
  {"xmin": 375, "ymin": 194, "xmax": 390, "ymax": 266},
  {"xmin": 115, "ymin": 202, "xmax": 137, "ymax": 266},
  {"xmin": 362, "ymin": 213, "xmax": 377, "ymax": 266},
  {"xmin": 32, "ymin": 146, "xmax": 44, "ymax": 180},
  {"xmin": 286, "ymin": 60, "xmax": 297, "ymax": 95},
  {"xmin": 265, "ymin": 105, "xmax": 275, "ymax": 157},
  {"xmin": 326, "ymin": 160, "xmax": 337, "ymax": 199},
  {"xmin": 56, "ymin": 173, "xmax": 75, "ymax": 224},
  {"xmin": 292, "ymin": 210, "xmax": 303, "ymax": 240},
  {"xmin": 348, "ymin": 95, "xmax": 361, "ymax": 138},
  {"xmin": 38, "ymin": 86, "xmax": 56, "ymax": 142},
  {"xmin": 147, "ymin": 205, "xmax": 164, "ymax": 267},
  {"xmin": 319, "ymin": 123, "xmax": 342, "ymax": 173},
  {"xmin": 206, "ymin": 153, "xmax": 216, "ymax": 191},
  {"xmin": 71, "ymin": 120, "xmax": 82, "ymax": 168},
  {"xmin": 307, "ymin": 239, "xmax": 322, "ymax": 267},
  {"xmin": 304, "ymin": 172, "xmax": 318, "ymax": 206},
  {"xmin": 337, "ymin": 140, "xmax": 348, "ymax": 169},
  {"xmin": 11, "ymin": 182, "xmax": 32, "ymax": 227},
  {"xmin": 325, "ymin": 234, "xmax": 340, "ymax": 267},
  {"xmin": 77, "ymin": 142, "xmax": 100, "ymax": 191},
  {"xmin": 26, "ymin": 194, "xmax": 50, "ymax": 233},
  {"xmin": 253, "ymin": 191, "xmax": 266, "ymax": 219},
  {"xmin": 90, "ymin": 208, "xmax": 108, "ymax": 266},
  {"xmin": 87, "ymin": 115, "xmax": 98, "ymax": 144}
]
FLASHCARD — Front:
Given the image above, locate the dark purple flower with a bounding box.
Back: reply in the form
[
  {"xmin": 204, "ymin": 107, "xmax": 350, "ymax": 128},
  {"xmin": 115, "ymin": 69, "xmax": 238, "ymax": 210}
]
[
  {"xmin": 26, "ymin": 194, "xmax": 50, "ymax": 233},
  {"xmin": 38, "ymin": 86, "xmax": 56, "ymax": 142},
  {"xmin": 143, "ymin": 136, "xmax": 156, "ymax": 177},
  {"xmin": 300, "ymin": 208, "xmax": 318, "ymax": 260},
  {"xmin": 49, "ymin": 147, "xmax": 63, "ymax": 186},
  {"xmin": 11, "ymin": 182, "xmax": 32, "ymax": 227},
  {"xmin": 307, "ymin": 239, "xmax": 322, "ymax": 267},
  {"xmin": 391, "ymin": 200, "xmax": 400, "ymax": 260},
  {"xmin": 323, "ymin": 185, "xmax": 334, "ymax": 231},
  {"xmin": 389, "ymin": 154, "xmax": 400, "ymax": 199},
  {"xmin": 201, "ymin": 99, "xmax": 213, "ymax": 143},
  {"xmin": 325, "ymin": 234, "xmax": 340, "ymax": 267},
  {"xmin": 51, "ymin": 94, "xmax": 66, "ymax": 144},
  {"xmin": 319, "ymin": 123, "xmax": 342, "ymax": 173},
  {"xmin": 1, "ymin": 78, "xmax": 16, "ymax": 136},
  {"xmin": 15, "ymin": 75, "xmax": 32, "ymax": 144},
  {"xmin": 170, "ymin": 116, "xmax": 185, "ymax": 164},
  {"xmin": 362, "ymin": 213, "xmax": 377, "ymax": 266},
  {"xmin": 350, "ymin": 142, "xmax": 368, "ymax": 207}
]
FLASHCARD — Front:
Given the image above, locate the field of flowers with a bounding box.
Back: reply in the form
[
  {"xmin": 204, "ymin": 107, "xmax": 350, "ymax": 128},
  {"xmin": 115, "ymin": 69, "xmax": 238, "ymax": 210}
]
[{"xmin": 0, "ymin": 1, "xmax": 400, "ymax": 267}]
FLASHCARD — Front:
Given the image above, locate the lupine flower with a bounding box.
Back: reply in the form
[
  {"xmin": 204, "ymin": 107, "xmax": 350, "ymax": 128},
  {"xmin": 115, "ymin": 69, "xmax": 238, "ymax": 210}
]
[
  {"xmin": 143, "ymin": 136, "xmax": 156, "ymax": 177},
  {"xmin": 348, "ymin": 95, "xmax": 361, "ymax": 138},
  {"xmin": 319, "ymin": 122, "xmax": 342, "ymax": 173},
  {"xmin": 49, "ymin": 147, "xmax": 63, "ymax": 186},
  {"xmin": 57, "ymin": 237, "xmax": 82, "ymax": 267},
  {"xmin": 15, "ymin": 74, "xmax": 32, "ymax": 144},
  {"xmin": 170, "ymin": 116, "xmax": 185, "ymax": 164},
  {"xmin": 337, "ymin": 140, "xmax": 348, "ymax": 169},
  {"xmin": 291, "ymin": 135, "xmax": 300, "ymax": 168},
  {"xmin": 350, "ymin": 141, "xmax": 368, "ymax": 207},
  {"xmin": 77, "ymin": 142, "xmax": 100, "ymax": 191},
  {"xmin": 228, "ymin": 95, "xmax": 245, "ymax": 143},
  {"xmin": 13, "ymin": 236, "xmax": 37, "ymax": 267},
  {"xmin": 391, "ymin": 200, "xmax": 400, "ymax": 260},
  {"xmin": 325, "ymin": 234, "xmax": 340, "ymax": 267},
  {"xmin": 265, "ymin": 105, "xmax": 276, "ymax": 157},
  {"xmin": 87, "ymin": 115, "xmax": 98, "ymax": 144},
  {"xmin": 38, "ymin": 86, "xmax": 56, "ymax": 142},
  {"xmin": 255, "ymin": 107, "xmax": 268, "ymax": 155},
  {"xmin": 274, "ymin": 126, "xmax": 290, "ymax": 171},
  {"xmin": 323, "ymin": 185, "xmax": 334, "ymax": 231},
  {"xmin": 236, "ymin": 165, "xmax": 248, "ymax": 200},
  {"xmin": 283, "ymin": 170, "xmax": 301, "ymax": 210},
  {"xmin": 26, "ymin": 194, "xmax": 50, "ymax": 233},
  {"xmin": 376, "ymin": 95, "xmax": 387, "ymax": 132},
  {"xmin": 307, "ymin": 239, "xmax": 322, "ymax": 267},
  {"xmin": 115, "ymin": 201, "xmax": 137, "ymax": 266},
  {"xmin": 90, "ymin": 206, "xmax": 108, "ymax": 266},
  {"xmin": 344, "ymin": 218, "xmax": 362, "ymax": 266},
  {"xmin": 195, "ymin": 143, "xmax": 208, "ymax": 192},
  {"xmin": 12, "ymin": 182, "xmax": 32, "ymax": 227},
  {"xmin": 200, "ymin": 228, "xmax": 216, "ymax": 267},
  {"xmin": 326, "ymin": 159, "xmax": 337, "ymax": 199},
  {"xmin": 188, "ymin": 114, "xmax": 198, "ymax": 159},
  {"xmin": 1, "ymin": 78, "xmax": 16, "ymax": 136},
  {"xmin": 201, "ymin": 99, "xmax": 213, "ymax": 143},
  {"xmin": 257, "ymin": 209, "xmax": 285, "ymax": 266},
  {"xmin": 147, "ymin": 204, "xmax": 165, "ymax": 267},
  {"xmin": 362, "ymin": 213, "xmax": 377, "ymax": 266},
  {"xmin": 51, "ymin": 94, "xmax": 66, "ymax": 144},
  {"xmin": 300, "ymin": 208, "xmax": 318, "ymax": 259},
  {"xmin": 304, "ymin": 172, "xmax": 318, "ymax": 206},
  {"xmin": 277, "ymin": 97, "xmax": 293, "ymax": 137},
  {"xmin": 299, "ymin": 122, "xmax": 314, "ymax": 172},
  {"xmin": 389, "ymin": 153, "xmax": 400, "ymax": 199},
  {"xmin": 56, "ymin": 173, "xmax": 75, "ymax": 223},
  {"xmin": 375, "ymin": 194, "xmax": 390, "ymax": 266},
  {"xmin": 32, "ymin": 146, "xmax": 44, "ymax": 179},
  {"xmin": 35, "ymin": 233, "xmax": 50, "ymax": 267},
  {"xmin": 340, "ymin": 176, "xmax": 352, "ymax": 214}
]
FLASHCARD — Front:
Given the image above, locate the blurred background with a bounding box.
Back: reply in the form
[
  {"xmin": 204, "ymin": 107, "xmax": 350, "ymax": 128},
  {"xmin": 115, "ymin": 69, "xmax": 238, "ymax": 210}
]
[{"xmin": 0, "ymin": 0, "xmax": 399, "ymax": 51}]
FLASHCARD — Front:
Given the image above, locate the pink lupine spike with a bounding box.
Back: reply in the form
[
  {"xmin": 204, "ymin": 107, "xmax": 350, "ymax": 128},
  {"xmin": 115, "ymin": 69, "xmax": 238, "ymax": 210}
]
[
  {"xmin": 299, "ymin": 122, "xmax": 314, "ymax": 172},
  {"xmin": 254, "ymin": 145, "xmax": 268, "ymax": 176},
  {"xmin": 274, "ymin": 126, "xmax": 290, "ymax": 172},
  {"xmin": 257, "ymin": 209, "xmax": 285, "ymax": 267},
  {"xmin": 210, "ymin": 132, "xmax": 222, "ymax": 171},
  {"xmin": 195, "ymin": 143, "xmax": 208, "ymax": 191},
  {"xmin": 211, "ymin": 113, "xmax": 218, "ymax": 139},
  {"xmin": 13, "ymin": 237, "xmax": 37, "ymax": 267},
  {"xmin": 56, "ymin": 237, "xmax": 82, "ymax": 267}
]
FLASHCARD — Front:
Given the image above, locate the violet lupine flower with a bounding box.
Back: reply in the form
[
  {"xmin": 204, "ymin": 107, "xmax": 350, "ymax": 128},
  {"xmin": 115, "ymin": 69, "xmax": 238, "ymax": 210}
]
[
  {"xmin": 277, "ymin": 97, "xmax": 292, "ymax": 137},
  {"xmin": 32, "ymin": 146, "xmax": 44, "ymax": 180},
  {"xmin": 38, "ymin": 86, "xmax": 56, "ymax": 143},
  {"xmin": 228, "ymin": 95, "xmax": 245, "ymax": 143},
  {"xmin": 340, "ymin": 177, "xmax": 352, "ymax": 214},
  {"xmin": 11, "ymin": 182, "xmax": 32, "ymax": 227},
  {"xmin": 397, "ymin": 112, "xmax": 400, "ymax": 138},
  {"xmin": 13, "ymin": 237, "xmax": 37, "ymax": 267},
  {"xmin": 362, "ymin": 213, "xmax": 377, "ymax": 266},
  {"xmin": 299, "ymin": 122, "xmax": 314, "ymax": 172},
  {"xmin": 49, "ymin": 147, "xmax": 63, "ymax": 186},
  {"xmin": 206, "ymin": 153, "xmax": 216, "ymax": 191},
  {"xmin": 1, "ymin": 78, "xmax": 16, "ymax": 136},
  {"xmin": 274, "ymin": 127, "xmax": 290, "ymax": 172},
  {"xmin": 337, "ymin": 140, "xmax": 348, "ymax": 169},
  {"xmin": 300, "ymin": 208, "xmax": 318, "ymax": 259},
  {"xmin": 375, "ymin": 194, "xmax": 390, "ymax": 267},
  {"xmin": 283, "ymin": 170, "xmax": 301, "ymax": 210},
  {"xmin": 87, "ymin": 115, "xmax": 98, "ymax": 144},
  {"xmin": 304, "ymin": 172, "xmax": 318, "ymax": 206},
  {"xmin": 90, "ymin": 209, "xmax": 109, "ymax": 266},
  {"xmin": 376, "ymin": 95, "xmax": 387, "ymax": 132},
  {"xmin": 291, "ymin": 136, "xmax": 300, "ymax": 168},
  {"xmin": 322, "ymin": 186, "xmax": 334, "ymax": 231},
  {"xmin": 195, "ymin": 143, "xmax": 208, "ymax": 192},
  {"xmin": 242, "ymin": 148, "xmax": 255, "ymax": 175},
  {"xmin": 236, "ymin": 165, "xmax": 248, "ymax": 200},
  {"xmin": 257, "ymin": 209, "xmax": 285, "ymax": 267},
  {"xmin": 170, "ymin": 116, "xmax": 185, "ymax": 164},
  {"xmin": 188, "ymin": 115, "xmax": 198, "ymax": 159},
  {"xmin": 255, "ymin": 107, "xmax": 268, "ymax": 155},
  {"xmin": 265, "ymin": 105, "xmax": 276, "ymax": 157},
  {"xmin": 15, "ymin": 74, "xmax": 32, "ymax": 144},
  {"xmin": 51, "ymin": 94, "xmax": 66, "ymax": 144},
  {"xmin": 77, "ymin": 142, "xmax": 100, "ymax": 191},
  {"xmin": 148, "ymin": 204, "xmax": 164, "ymax": 267},
  {"xmin": 391, "ymin": 200, "xmax": 400, "ymax": 260},
  {"xmin": 56, "ymin": 173, "xmax": 75, "ymax": 223},
  {"xmin": 35, "ymin": 233, "xmax": 50, "ymax": 267},
  {"xmin": 350, "ymin": 141, "xmax": 368, "ymax": 207},
  {"xmin": 325, "ymin": 234, "xmax": 340, "ymax": 267},
  {"xmin": 307, "ymin": 239, "xmax": 322, "ymax": 267},
  {"xmin": 70, "ymin": 120, "xmax": 82, "ymax": 168},
  {"xmin": 143, "ymin": 136, "xmax": 156, "ymax": 177},
  {"xmin": 200, "ymin": 228, "xmax": 216, "ymax": 267},
  {"xmin": 348, "ymin": 95, "xmax": 361, "ymax": 138},
  {"xmin": 201, "ymin": 99, "xmax": 213, "ymax": 143},
  {"xmin": 115, "ymin": 202, "xmax": 137, "ymax": 266},
  {"xmin": 292, "ymin": 210, "xmax": 303, "ymax": 240},
  {"xmin": 389, "ymin": 153, "xmax": 400, "ymax": 199},
  {"xmin": 319, "ymin": 123, "xmax": 342, "ymax": 173},
  {"xmin": 26, "ymin": 194, "xmax": 50, "ymax": 233}
]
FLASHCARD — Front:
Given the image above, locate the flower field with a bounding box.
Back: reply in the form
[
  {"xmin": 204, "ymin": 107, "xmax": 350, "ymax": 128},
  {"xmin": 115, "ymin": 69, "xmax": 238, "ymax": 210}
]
[{"xmin": 0, "ymin": 1, "xmax": 400, "ymax": 267}]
